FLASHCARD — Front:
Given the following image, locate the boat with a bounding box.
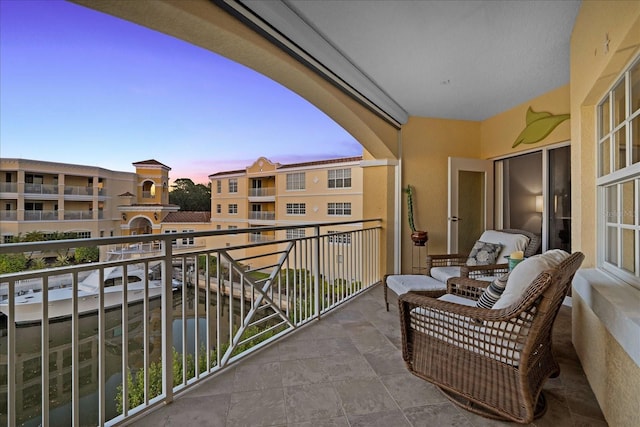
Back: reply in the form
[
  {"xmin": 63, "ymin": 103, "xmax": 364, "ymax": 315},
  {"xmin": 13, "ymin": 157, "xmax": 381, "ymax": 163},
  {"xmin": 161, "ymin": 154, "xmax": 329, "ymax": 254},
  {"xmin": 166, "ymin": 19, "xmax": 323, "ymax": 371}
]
[{"xmin": 0, "ymin": 267, "xmax": 180, "ymax": 324}]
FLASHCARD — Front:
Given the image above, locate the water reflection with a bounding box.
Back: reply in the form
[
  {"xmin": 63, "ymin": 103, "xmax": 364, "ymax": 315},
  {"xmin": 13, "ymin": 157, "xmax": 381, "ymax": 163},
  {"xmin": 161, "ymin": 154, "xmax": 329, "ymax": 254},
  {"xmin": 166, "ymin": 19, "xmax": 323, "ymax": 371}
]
[{"xmin": 0, "ymin": 287, "xmax": 245, "ymax": 426}]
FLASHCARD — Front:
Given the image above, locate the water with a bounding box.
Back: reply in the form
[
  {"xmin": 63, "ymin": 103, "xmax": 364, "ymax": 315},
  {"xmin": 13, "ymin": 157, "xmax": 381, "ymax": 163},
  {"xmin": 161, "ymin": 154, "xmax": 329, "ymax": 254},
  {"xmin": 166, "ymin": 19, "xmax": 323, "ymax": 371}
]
[{"xmin": 0, "ymin": 288, "xmax": 246, "ymax": 426}]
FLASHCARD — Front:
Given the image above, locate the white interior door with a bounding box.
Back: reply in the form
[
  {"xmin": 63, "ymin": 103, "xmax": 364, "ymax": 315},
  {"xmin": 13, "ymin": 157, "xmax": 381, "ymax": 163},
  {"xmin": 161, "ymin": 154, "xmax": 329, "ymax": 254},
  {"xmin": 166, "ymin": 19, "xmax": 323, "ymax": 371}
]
[{"xmin": 448, "ymin": 157, "xmax": 494, "ymax": 254}]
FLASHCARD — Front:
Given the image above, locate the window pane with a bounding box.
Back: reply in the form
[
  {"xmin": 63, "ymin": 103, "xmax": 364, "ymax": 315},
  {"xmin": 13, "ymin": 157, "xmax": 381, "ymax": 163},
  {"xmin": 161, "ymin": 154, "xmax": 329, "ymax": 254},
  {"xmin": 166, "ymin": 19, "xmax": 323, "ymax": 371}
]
[
  {"xmin": 632, "ymin": 116, "xmax": 640, "ymax": 165},
  {"xmin": 632, "ymin": 60, "xmax": 640, "ymax": 114},
  {"xmin": 599, "ymin": 138, "xmax": 611, "ymax": 176},
  {"xmin": 606, "ymin": 226, "xmax": 618, "ymax": 264},
  {"xmin": 614, "ymin": 127, "xmax": 626, "ymax": 171},
  {"xmin": 600, "ymin": 97, "xmax": 610, "ymax": 137},
  {"xmin": 613, "ymin": 80, "xmax": 626, "ymax": 127},
  {"xmin": 621, "ymin": 228, "xmax": 636, "ymax": 274},
  {"xmin": 622, "ymin": 180, "xmax": 636, "ymax": 225},
  {"xmin": 606, "ymin": 185, "xmax": 618, "ymax": 223}
]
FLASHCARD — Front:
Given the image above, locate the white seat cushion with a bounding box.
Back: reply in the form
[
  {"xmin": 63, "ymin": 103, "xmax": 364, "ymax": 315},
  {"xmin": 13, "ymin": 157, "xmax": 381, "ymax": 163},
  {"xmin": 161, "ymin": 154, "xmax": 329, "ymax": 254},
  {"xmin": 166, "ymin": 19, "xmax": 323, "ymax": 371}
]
[
  {"xmin": 437, "ymin": 293, "xmax": 477, "ymax": 307},
  {"xmin": 430, "ymin": 266, "xmax": 461, "ymax": 283},
  {"xmin": 386, "ymin": 274, "xmax": 446, "ymax": 296},
  {"xmin": 478, "ymin": 230, "xmax": 530, "ymax": 261},
  {"xmin": 492, "ymin": 249, "xmax": 570, "ymax": 309}
]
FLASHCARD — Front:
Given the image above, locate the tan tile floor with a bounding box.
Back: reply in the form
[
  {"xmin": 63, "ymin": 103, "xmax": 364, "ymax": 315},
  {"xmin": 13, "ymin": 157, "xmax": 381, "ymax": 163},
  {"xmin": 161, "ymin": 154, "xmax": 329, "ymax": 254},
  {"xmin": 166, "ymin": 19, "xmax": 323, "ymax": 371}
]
[{"xmin": 129, "ymin": 284, "xmax": 607, "ymax": 426}]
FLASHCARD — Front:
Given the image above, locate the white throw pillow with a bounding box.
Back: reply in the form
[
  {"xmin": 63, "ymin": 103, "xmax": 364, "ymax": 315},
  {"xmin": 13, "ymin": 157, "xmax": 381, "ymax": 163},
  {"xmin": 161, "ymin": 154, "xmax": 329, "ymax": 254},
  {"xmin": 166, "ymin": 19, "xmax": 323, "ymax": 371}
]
[
  {"xmin": 492, "ymin": 249, "xmax": 570, "ymax": 310},
  {"xmin": 478, "ymin": 230, "xmax": 530, "ymax": 261}
]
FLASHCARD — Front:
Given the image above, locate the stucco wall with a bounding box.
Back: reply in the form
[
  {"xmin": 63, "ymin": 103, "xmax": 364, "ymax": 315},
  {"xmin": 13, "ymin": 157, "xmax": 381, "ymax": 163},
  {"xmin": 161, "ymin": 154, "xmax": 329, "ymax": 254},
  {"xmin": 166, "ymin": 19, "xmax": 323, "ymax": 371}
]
[
  {"xmin": 399, "ymin": 117, "xmax": 480, "ymax": 272},
  {"xmin": 480, "ymin": 85, "xmax": 571, "ymax": 159},
  {"xmin": 569, "ymin": 2, "xmax": 640, "ymax": 426}
]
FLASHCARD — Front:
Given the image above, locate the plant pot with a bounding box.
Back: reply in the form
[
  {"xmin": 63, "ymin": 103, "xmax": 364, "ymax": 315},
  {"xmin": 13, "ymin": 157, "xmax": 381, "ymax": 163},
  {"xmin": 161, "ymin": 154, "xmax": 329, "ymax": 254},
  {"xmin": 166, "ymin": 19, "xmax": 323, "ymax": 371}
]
[{"xmin": 411, "ymin": 230, "xmax": 428, "ymax": 246}]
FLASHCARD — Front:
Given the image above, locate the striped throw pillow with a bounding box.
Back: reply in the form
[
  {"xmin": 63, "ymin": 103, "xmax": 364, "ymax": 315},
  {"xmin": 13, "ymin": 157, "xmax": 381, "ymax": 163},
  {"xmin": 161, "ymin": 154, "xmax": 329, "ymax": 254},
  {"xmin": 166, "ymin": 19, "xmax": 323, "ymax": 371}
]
[{"xmin": 476, "ymin": 272, "xmax": 510, "ymax": 309}]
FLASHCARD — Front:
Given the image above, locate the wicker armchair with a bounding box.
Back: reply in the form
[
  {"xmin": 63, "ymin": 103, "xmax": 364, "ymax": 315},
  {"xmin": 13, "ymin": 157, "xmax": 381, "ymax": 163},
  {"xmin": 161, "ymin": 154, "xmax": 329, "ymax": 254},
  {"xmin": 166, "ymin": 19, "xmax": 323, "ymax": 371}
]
[
  {"xmin": 398, "ymin": 251, "xmax": 584, "ymax": 424},
  {"xmin": 426, "ymin": 229, "xmax": 541, "ymax": 281}
]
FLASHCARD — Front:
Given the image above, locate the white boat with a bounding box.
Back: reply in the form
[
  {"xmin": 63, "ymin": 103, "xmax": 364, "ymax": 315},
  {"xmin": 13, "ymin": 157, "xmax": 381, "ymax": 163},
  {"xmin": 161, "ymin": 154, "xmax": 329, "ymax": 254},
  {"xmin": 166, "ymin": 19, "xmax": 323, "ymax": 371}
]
[{"xmin": 0, "ymin": 267, "xmax": 179, "ymax": 324}]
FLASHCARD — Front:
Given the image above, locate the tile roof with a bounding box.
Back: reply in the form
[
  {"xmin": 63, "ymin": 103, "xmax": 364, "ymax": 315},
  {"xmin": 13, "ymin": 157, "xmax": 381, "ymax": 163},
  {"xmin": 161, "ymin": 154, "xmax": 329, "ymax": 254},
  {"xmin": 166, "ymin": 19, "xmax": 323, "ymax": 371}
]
[
  {"xmin": 132, "ymin": 159, "xmax": 171, "ymax": 170},
  {"xmin": 209, "ymin": 156, "xmax": 363, "ymax": 177},
  {"xmin": 162, "ymin": 211, "xmax": 211, "ymax": 223}
]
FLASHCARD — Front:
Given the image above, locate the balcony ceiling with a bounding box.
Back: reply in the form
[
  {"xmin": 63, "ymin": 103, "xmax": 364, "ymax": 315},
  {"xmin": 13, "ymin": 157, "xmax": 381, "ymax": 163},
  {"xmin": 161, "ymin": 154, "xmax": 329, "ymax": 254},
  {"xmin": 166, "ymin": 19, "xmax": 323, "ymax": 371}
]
[{"xmin": 240, "ymin": 0, "xmax": 581, "ymax": 124}]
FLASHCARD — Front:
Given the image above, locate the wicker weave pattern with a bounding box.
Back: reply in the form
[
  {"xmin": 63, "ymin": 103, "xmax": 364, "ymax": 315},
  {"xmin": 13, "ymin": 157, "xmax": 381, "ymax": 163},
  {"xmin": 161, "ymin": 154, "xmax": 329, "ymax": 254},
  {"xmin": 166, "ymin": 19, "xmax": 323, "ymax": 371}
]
[{"xmin": 399, "ymin": 252, "xmax": 584, "ymax": 424}]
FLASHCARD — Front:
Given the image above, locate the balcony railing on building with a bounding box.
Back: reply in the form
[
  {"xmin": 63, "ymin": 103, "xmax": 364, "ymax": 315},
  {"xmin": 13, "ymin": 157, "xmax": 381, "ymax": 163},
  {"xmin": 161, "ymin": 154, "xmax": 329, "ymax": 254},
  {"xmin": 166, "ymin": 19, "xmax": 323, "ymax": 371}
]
[
  {"xmin": 23, "ymin": 210, "xmax": 58, "ymax": 221},
  {"xmin": 64, "ymin": 186, "xmax": 94, "ymax": 196},
  {"xmin": 0, "ymin": 182, "xmax": 18, "ymax": 193},
  {"xmin": 248, "ymin": 187, "xmax": 275, "ymax": 197},
  {"xmin": 24, "ymin": 183, "xmax": 58, "ymax": 195},
  {"xmin": 0, "ymin": 210, "xmax": 17, "ymax": 221},
  {"xmin": 248, "ymin": 211, "xmax": 276, "ymax": 221},
  {"xmin": 0, "ymin": 219, "xmax": 381, "ymax": 427},
  {"xmin": 63, "ymin": 210, "xmax": 95, "ymax": 220}
]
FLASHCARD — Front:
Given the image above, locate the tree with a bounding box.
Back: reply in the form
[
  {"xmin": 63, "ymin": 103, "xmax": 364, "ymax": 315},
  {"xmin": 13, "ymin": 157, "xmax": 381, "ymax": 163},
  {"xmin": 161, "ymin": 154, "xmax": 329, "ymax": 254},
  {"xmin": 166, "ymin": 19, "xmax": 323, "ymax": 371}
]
[{"xmin": 169, "ymin": 178, "xmax": 211, "ymax": 211}]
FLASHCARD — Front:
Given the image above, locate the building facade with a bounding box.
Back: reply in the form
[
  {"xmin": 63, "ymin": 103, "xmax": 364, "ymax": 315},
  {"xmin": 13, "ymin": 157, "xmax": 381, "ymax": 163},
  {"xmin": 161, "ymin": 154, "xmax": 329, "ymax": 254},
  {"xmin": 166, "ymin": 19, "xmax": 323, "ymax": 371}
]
[
  {"xmin": 0, "ymin": 158, "xmax": 179, "ymax": 245},
  {"xmin": 209, "ymin": 156, "xmax": 364, "ymax": 246}
]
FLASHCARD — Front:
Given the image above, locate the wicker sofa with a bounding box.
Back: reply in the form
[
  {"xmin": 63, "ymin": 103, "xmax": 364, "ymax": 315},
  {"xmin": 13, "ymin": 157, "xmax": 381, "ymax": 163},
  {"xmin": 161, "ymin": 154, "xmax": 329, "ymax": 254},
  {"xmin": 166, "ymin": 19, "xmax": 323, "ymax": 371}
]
[
  {"xmin": 398, "ymin": 251, "xmax": 584, "ymax": 423},
  {"xmin": 426, "ymin": 228, "xmax": 541, "ymax": 282}
]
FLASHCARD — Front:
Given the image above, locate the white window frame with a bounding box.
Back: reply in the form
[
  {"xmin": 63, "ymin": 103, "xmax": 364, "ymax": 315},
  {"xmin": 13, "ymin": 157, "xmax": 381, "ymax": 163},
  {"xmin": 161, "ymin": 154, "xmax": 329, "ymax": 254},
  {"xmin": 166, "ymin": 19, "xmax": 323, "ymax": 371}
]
[
  {"xmin": 228, "ymin": 203, "xmax": 238, "ymax": 214},
  {"xmin": 286, "ymin": 172, "xmax": 305, "ymax": 191},
  {"xmin": 286, "ymin": 228, "xmax": 306, "ymax": 239},
  {"xmin": 328, "ymin": 168, "xmax": 351, "ymax": 189},
  {"xmin": 216, "ymin": 204, "xmax": 221, "ymax": 214},
  {"xmin": 328, "ymin": 230, "xmax": 351, "ymax": 245},
  {"xmin": 216, "ymin": 180, "xmax": 221, "ymax": 194},
  {"xmin": 286, "ymin": 202, "xmax": 306, "ymax": 215},
  {"xmin": 328, "ymin": 202, "xmax": 352, "ymax": 216},
  {"xmin": 597, "ymin": 54, "xmax": 640, "ymax": 290},
  {"xmin": 181, "ymin": 229, "xmax": 195, "ymax": 246},
  {"xmin": 228, "ymin": 178, "xmax": 238, "ymax": 193}
]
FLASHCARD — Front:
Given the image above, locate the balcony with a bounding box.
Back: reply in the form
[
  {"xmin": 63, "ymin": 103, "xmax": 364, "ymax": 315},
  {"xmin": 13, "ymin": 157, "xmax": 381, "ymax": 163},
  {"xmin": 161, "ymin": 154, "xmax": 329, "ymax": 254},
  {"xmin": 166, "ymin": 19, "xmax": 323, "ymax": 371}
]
[
  {"xmin": 64, "ymin": 186, "xmax": 93, "ymax": 197},
  {"xmin": 248, "ymin": 232, "xmax": 276, "ymax": 243},
  {"xmin": 0, "ymin": 219, "xmax": 382, "ymax": 426},
  {"xmin": 130, "ymin": 287, "xmax": 606, "ymax": 427},
  {"xmin": 249, "ymin": 211, "xmax": 276, "ymax": 221},
  {"xmin": 63, "ymin": 210, "xmax": 94, "ymax": 220},
  {"xmin": 0, "ymin": 182, "xmax": 17, "ymax": 193},
  {"xmin": 24, "ymin": 183, "xmax": 58, "ymax": 196},
  {"xmin": 0, "ymin": 210, "xmax": 17, "ymax": 221},
  {"xmin": 248, "ymin": 187, "xmax": 276, "ymax": 202},
  {"xmin": 23, "ymin": 210, "xmax": 57, "ymax": 221}
]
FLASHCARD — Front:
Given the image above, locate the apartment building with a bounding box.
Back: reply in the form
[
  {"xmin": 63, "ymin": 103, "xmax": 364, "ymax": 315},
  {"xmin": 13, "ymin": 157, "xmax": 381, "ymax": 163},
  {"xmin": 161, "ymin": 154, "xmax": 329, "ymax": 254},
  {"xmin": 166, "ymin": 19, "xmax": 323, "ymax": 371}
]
[
  {"xmin": 209, "ymin": 156, "xmax": 363, "ymax": 242},
  {"xmin": 0, "ymin": 158, "xmax": 178, "ymax": 244}
]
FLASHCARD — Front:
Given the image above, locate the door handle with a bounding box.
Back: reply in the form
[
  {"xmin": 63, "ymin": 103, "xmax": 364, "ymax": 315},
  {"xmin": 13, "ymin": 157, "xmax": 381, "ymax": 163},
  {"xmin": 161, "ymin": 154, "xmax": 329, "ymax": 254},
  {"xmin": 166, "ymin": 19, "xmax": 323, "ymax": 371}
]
[{"xmin": 449, "ymin": 216, "xmax": 461, "ymax": 222}]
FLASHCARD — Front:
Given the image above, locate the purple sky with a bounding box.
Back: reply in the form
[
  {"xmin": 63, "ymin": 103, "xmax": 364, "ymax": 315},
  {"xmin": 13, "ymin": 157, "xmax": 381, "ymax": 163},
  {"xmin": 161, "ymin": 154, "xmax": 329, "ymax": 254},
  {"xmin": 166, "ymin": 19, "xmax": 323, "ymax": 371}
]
[{"xmin": 0, "ymin": 0, "xmax": 362, "ymax": 184}]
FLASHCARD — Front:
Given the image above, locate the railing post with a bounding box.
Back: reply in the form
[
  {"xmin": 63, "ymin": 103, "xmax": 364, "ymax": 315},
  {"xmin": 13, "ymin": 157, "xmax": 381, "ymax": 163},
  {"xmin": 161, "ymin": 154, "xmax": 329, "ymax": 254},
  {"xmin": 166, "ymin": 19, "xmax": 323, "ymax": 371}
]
[
  {"xmin": 162, "ymin": 237, "xmax": 174, "ymax": 404},
  {"xmin": 314, "ymin": 226, "xmax": 321, "ymax": 319}
]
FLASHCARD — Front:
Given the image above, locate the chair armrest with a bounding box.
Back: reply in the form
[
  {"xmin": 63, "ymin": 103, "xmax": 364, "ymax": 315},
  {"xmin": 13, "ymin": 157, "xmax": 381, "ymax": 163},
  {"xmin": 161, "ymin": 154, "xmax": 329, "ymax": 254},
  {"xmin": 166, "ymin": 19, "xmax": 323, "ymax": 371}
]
[
  {"xmin": 446, "ymin": 276, "xmax": 490, "ymax": 300},
  {"xmin": 426, "ymin": 254, "xmax": 468, "ymax": 275},
  {"xmin": 460, "ymin": 263, "xmax": 509, "ymax": 279}
]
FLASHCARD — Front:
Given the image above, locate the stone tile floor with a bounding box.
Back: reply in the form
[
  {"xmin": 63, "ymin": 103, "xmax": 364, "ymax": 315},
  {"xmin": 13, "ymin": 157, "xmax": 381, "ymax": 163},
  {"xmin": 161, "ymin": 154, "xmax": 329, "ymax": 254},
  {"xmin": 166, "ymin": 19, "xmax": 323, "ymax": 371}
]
[{"xmin": 130, "ymin": 284, "xmax": 607, "ymax": 426}]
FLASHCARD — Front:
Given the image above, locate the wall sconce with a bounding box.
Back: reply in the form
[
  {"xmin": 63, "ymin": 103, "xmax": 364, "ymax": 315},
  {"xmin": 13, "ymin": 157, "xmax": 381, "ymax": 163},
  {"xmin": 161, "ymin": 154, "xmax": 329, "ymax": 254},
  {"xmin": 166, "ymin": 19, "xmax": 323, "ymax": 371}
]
[
  {"xmin": 535, "ymin": 195, "xmax": 544, "ymax": 213},
  {"xmin": 154, "ymin": 212, "xmax": 158, "ymax": 220},
  {"xmin": 122, "ymin": 213, "xmax": 127, "ymax": 221}
]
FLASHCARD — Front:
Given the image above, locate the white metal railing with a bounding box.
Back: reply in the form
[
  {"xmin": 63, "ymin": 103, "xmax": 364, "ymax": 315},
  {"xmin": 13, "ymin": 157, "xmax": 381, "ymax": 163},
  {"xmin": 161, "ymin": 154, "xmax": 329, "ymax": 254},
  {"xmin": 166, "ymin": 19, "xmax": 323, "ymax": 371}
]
[
  {"xmin": 0, "ymin": 182, "xmax": 17, "ymax": 193},
  {"xmin": 248, "ymin": 211, "xmax": 275, "ymax": 221},
  {"xmin": 0, "ymin": 211, "xmax": 17, "ymax": 221},
  {"xmin": 24, "ymin": 183, "xmax": 58, "ymax": 195},
  {"xmin": 64, "ymin": 186, "xmax": 93, "ymax": 196},
  {"xmin": 63, "ymin": 210, "xmax": 94, "ymax": 220},
  {"xmin": 0, "ymin": 219, "xmax": 381, "ymax": 426},
  {"xmin": 23, "ymin": 210, "xmax": 58, "ymax": 221},
  {"xmin": 248, "ymin": 187, "xmax": 275, "ymax": 197}
]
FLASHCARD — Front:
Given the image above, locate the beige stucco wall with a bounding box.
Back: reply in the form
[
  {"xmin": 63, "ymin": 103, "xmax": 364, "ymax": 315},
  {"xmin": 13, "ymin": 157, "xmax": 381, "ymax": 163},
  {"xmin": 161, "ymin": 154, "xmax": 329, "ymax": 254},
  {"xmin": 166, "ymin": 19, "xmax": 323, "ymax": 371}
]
[
  {"xmin": 480, "ymin": 85, "xmax": 571, "ymax": 159},
  {"xmin": 399, "ymin": 117, "xmax": 481, "ymax": 271},
  {"xmin": 570, "ymin": 1, "xmax": 640, "ymax": 269},
  {"xmin": 569, "ymin": 2, "xmax": 640, "ymax": 426}
]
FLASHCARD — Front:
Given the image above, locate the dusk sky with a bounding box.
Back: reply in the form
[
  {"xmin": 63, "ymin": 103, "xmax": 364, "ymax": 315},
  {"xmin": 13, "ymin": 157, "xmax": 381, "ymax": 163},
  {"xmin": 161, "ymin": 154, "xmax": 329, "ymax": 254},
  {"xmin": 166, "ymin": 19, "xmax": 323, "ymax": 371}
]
[{"xmin": 0, "ymin": 0, "xmax": 362, "ymax": 184}]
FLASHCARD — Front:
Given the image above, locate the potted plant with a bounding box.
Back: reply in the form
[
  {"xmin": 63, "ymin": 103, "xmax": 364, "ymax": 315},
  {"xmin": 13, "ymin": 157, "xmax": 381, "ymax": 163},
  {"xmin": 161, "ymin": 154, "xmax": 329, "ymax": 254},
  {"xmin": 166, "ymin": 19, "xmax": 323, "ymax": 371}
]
[{"xmin": 405, "ymin": 185, "xmax": 428, "ymax": 246}]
